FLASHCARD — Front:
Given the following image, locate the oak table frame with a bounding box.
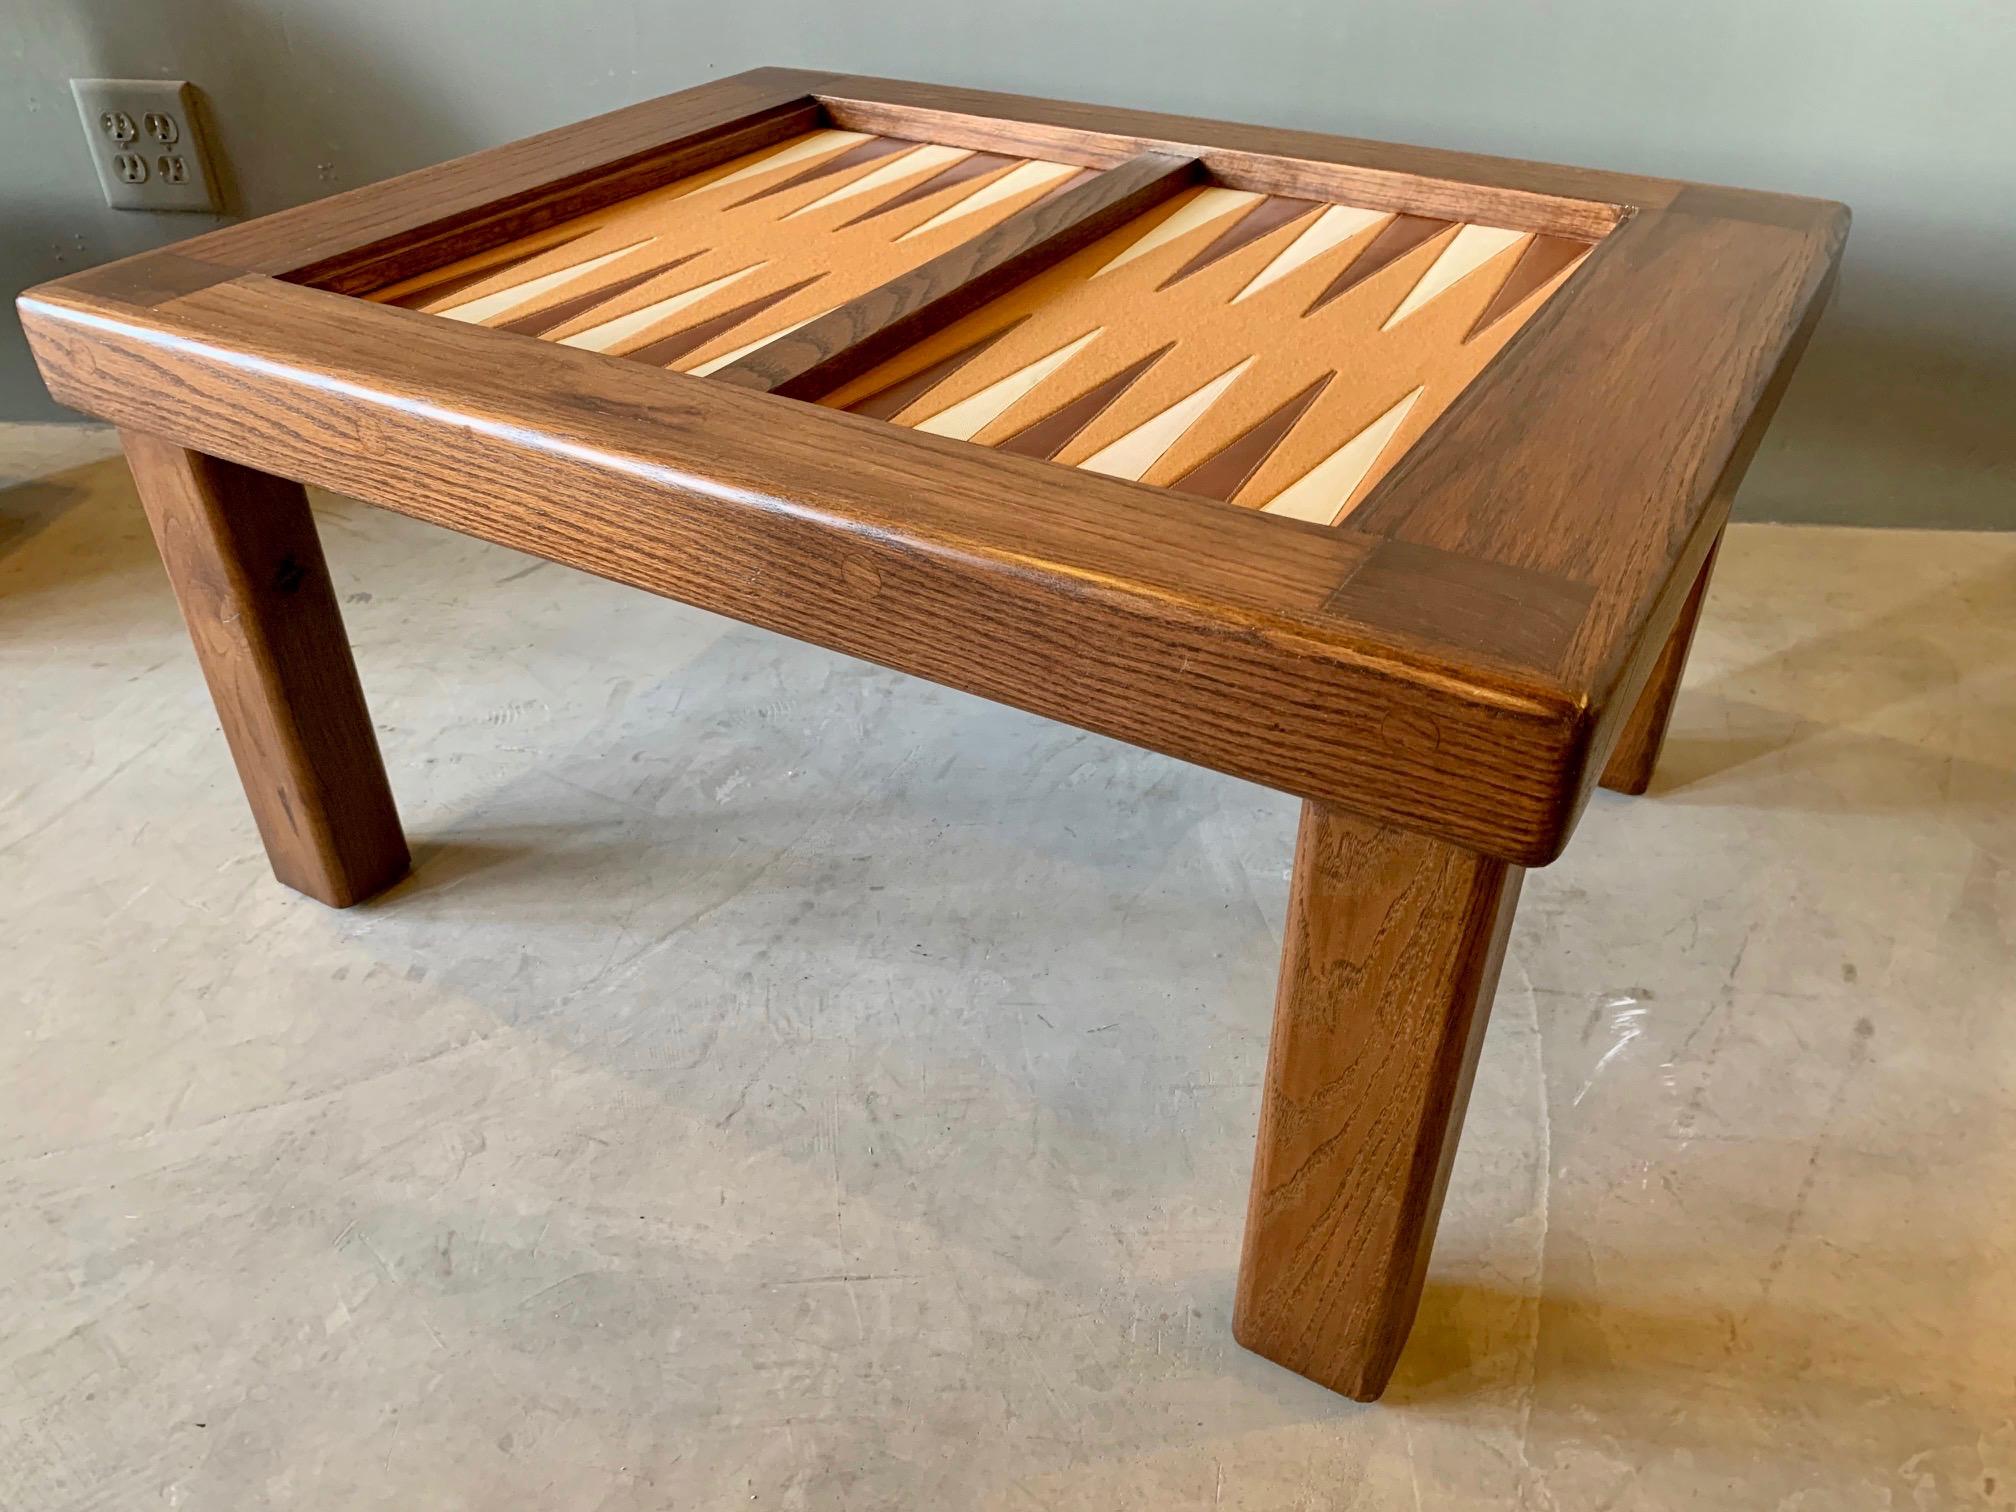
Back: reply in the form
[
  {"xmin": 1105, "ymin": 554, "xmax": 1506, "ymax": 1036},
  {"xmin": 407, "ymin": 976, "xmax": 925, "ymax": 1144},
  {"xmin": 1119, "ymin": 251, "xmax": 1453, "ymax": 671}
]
[{"xmin": 19, "ymin": 67, "xmax": 1846, "ymax": 1402}]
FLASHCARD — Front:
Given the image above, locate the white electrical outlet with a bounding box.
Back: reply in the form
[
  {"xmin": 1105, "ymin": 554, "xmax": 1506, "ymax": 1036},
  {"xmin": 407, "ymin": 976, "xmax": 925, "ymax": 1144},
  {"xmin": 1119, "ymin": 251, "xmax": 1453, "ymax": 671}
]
[{"xmin": 71, "ymin": 79, "xmax": 223, "ymax": 212}]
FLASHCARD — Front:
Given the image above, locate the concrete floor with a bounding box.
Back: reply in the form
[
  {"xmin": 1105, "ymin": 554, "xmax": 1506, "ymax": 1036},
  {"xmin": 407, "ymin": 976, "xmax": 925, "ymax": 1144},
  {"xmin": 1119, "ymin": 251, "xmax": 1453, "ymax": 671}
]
[{"xmin": 2, "ymin": 423, "xmax": 2011, "ymax": 1511}]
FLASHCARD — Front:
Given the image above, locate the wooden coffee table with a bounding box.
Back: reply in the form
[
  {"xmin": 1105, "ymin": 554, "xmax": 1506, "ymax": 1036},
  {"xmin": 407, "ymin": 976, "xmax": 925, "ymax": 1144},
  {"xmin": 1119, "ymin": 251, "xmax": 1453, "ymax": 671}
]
[{"xmin": 19, "ymin": 68, "xmax": 1845, "ymax": 1401}]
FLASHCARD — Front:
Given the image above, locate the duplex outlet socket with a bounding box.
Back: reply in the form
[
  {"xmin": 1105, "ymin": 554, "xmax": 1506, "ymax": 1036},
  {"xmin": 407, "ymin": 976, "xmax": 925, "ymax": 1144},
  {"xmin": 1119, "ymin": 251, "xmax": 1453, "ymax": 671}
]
[{"xmin": 72, "ymin": 79, "xmax": 222, "ymax": 212}]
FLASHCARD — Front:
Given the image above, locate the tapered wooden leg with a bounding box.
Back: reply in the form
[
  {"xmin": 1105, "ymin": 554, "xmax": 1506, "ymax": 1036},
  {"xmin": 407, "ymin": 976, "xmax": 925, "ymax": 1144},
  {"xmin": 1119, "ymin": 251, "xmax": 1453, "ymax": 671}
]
[
  {"xmin": 1234, "ymin": 801, "xmax": 1523, "ymax": 1400},
  {"xmin": 1600, "ymin": 533, "xmax": 1722, "ymax": 795},
  {"xmin": 123, "ymin": 430, "xmax": 408, "ymax": 906}
]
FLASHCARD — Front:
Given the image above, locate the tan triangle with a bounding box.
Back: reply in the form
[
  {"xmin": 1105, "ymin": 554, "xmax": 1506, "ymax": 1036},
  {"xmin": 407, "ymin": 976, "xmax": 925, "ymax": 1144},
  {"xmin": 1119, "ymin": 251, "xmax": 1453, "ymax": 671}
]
[
  {"xmin": 898, "ymin": 161, "xmax": 1077, "ymax": 241},
  {"xmin": 389, "ymin": 231, "xmax": 592, "ymax": 309},
  {"xmin": 841, "ymin": 152, "xmax": 1019, "ymax": 227},
  {"xmin": 786, "ymin": 144, "xmax": 969, "ymax": 219},
  {"xmin": 913, "ymin": 329, "xmax": 1105, "ymax": 440},
  {"xmin": 494, "ymin": 253, "xmax": 702, "ymax": 336},
  {"xmin": 1233, "ymin": 205, "xmax": 1386, "ymax": 303},
  {"xmin": 1261, "ymin": 387, "xmax": 1424, "ymax": 523},
  {"xmin": 732, "ymin": 135, "xmax": 911, "ymax": 209},
  {"xmin": 1092, "ymin": 188, "xmax": 1264, "ymax": 276},
  {"xmin": 1382, "ymin": 225, "xmax": 1526, "ymax": 329},
  {"xmin": 1078, "ymin": 358, "xmax": 1255, "ymax": 481},
  {"xmin": 697, "ymin": 130, "xmax": 873, "ymax": 195},
  {"xmin": 557, "ymin": 266, "xmax": 761, "ymax": 353},
  {"xmin": 439, "ymin": 240, "xmax": 653, "ymax": 324}
]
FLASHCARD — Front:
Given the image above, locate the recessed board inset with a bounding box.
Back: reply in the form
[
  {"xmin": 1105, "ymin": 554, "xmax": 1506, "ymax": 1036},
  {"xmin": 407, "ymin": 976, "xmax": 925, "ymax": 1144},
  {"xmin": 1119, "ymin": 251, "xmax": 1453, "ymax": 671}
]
[
  {"xmin": 822, "ymin": 187, "xmax": 1596, "ymax": 525},
  {"xmin": 369, "ymin": 128, "xmax": 1090, "ymax": 374}
]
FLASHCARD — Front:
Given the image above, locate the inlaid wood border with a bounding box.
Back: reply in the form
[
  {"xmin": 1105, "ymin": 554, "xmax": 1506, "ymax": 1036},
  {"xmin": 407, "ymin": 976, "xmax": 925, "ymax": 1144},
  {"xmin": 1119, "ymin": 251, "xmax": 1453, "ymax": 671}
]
[{"xmin": 17, "ymin": 67, "xmax": 1847, "ymax": 866}]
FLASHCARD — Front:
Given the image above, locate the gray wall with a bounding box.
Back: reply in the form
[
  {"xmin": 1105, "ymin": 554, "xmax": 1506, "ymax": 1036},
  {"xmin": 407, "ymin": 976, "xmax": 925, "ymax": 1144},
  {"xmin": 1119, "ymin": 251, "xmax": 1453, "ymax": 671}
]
[{"xmin": 6, "ymin": 0, "xmax": 2012, "ymax": 527}]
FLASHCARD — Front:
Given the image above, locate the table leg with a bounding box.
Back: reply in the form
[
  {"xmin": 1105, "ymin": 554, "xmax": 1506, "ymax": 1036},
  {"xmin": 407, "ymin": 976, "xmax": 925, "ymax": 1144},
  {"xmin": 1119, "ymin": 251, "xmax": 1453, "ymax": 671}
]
[
  {"xmin": 1600, "ymin": 531, "xmax": 1723, "ymax": 795},
  {"xmin": 1234, "ymin": 801, "xmax": 1522, "ymax": 1400},
  {"xmin": 123, "ymin": 430, "xmax": 408, "ymax": 907}
]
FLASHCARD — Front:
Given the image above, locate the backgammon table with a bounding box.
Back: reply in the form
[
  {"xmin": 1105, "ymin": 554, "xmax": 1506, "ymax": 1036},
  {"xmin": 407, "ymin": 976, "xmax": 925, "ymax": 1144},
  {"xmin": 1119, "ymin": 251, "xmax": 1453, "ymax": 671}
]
[{"xmin": 18, "ymin": 67, "xmax": 1846, "ymax": 1401}]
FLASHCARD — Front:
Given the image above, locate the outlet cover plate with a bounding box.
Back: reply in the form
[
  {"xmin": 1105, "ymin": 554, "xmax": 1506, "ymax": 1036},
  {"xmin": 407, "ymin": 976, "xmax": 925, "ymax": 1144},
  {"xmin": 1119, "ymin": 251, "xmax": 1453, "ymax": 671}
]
[{"xmin": 72, "ymin": 79, "xmax": 222, "ymax": 212}]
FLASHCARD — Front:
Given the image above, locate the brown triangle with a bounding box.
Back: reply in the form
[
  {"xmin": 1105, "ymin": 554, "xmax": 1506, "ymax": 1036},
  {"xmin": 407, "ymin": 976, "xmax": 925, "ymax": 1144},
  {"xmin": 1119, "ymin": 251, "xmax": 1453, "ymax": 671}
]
[
  {"xmin": 494, "ymin": 251, "xmax": 702, "ymax": 336},
  {"xmin": 846, "ymin": 318, "xmax": 1030, "ymax": 420},
  {"xmin": 618, "ymin": 274, "xmax": 827, "ymax": 368},
  {"xmin": 1305, "ymin": 214, "xmax": 1454, "ymax": 315},
  {"xmin": 731, "ymin": 136, "xmax": 913, "ymax": 207},
  {"xmin": 993, "ymin": 344, "xmax": 1173, "ymax": 460},
  {"xmin": 393, "ymin": 231, "xmax": 591, "ymax": 309},
  {"xmin": 1465, "ymin": 234, "xmax": 1589, "ymax": 341},
  {"xmin": 841, "ymin": 152, "xmax": 1019, "ymax": 227},
  {"xmin": 1170, "ymin": 372, "xmax": 1335, "ymax": 501},
  {"xmin": 1158, "ymin": 197, "xmax": 1319, "ymax": 290}
]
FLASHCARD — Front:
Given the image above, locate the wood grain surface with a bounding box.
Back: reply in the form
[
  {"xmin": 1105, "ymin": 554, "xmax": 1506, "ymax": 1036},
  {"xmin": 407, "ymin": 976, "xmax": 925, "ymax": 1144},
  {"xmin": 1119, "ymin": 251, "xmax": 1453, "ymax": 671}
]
[
  {"xmin": 122, "ymin": 431, "xmax": 408, "ymax": 906},
  {"xmin": 1234, "ymin": 800, "xmax": 1523, "ymax": 1399}
]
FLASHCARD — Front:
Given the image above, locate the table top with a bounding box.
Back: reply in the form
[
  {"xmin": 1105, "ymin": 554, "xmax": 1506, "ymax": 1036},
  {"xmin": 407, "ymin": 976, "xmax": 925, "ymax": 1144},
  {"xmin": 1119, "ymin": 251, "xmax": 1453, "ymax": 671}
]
[
  {"xmin": 18, "ymin": 68, "xmax": 1847, "ymax": 865},
  {"xmin": 377, "ymin": 127, "xmax": 1594, "ymax": 527}
]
